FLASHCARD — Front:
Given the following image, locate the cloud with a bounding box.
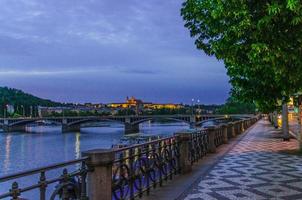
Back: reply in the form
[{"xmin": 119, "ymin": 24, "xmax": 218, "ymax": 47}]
[
  {"xmin": 0, "ymin": 0, "xmax": 229, "ymax": 103},
  {"xmin": 120, "ymin": 69, "xmax": 161, "ymax": 75},
  {"xmin": 0, "ymin": 69, "xmax": 102, "ymax": 76}
]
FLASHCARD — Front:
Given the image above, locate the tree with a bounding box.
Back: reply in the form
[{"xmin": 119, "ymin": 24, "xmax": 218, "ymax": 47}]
[
  {"xmin": 181, "ymin": 0, "xmax": 302, "ymax": 140},
  {"xmin": 217, "ymin": 96, "xmax": 256, "ymax": 114}
]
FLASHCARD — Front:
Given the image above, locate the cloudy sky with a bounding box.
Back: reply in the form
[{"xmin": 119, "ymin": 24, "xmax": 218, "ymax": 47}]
[{"xmin": 0, "ymin": 0, "xmax": 230, "ymax": 104}]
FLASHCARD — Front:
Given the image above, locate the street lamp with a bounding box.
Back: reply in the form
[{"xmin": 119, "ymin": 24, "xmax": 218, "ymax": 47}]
[
  {"xmin": 191, "ymin": 98, "xmax": 195, "ymax": 115},
  {"xmin": 30, "ymin": 106, "xmax": 33, "ymax": 118},
  {"xmin": 21, "ymin": 105, "xmax": 25, "ymax": 117},
  {"xmin": 3, "ymin": 104, "xmax": 7, "ymax": 118}
]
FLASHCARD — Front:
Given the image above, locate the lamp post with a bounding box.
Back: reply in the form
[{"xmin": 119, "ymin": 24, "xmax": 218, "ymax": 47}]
[
  {"xmin": 21, "ymin": 105, "xmax": 25, "ymax": 117},
  {"xmin": 191, "ymin": 98, "xmax": 194, "ymax": 115},
  {"xmin": 197, "ymin": 99, "xmax": 200, "ymax": 114},
  {"xmin": 3, "ymin": 104, "xmax": 7, "ymax": 118}
]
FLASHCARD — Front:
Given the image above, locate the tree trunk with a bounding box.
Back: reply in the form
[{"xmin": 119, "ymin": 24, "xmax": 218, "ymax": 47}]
[
  {"xmin": 273, "ymin": 111, "xmax": 278, "ymax": 128},
  {"xmin": 282, "ymin": 103, "xmax": 290, "ymax": 141},
  {"xmin": 298, "ymin": 105, "xmax": 302, "ymax": 151}
]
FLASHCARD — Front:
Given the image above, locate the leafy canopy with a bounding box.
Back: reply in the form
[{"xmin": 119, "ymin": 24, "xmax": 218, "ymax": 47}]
[{"xmin": 181, "ymin": 0, "xmax": 302, "ymax": 112}]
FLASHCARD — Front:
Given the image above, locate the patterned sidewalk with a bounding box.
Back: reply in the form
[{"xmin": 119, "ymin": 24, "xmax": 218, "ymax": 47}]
[{"xmin": 183, "ymin": 120, "xmax": 302, "ymax": 200}]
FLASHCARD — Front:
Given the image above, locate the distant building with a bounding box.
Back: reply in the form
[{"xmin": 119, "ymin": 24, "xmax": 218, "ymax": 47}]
[
  {"xmin": 108, "ymin": 97, "xmax": 143, "ymax": 108},
  {"xmin": 38, "ymin": 106, "xmax": 64, "ymax": 117},
  {"xmin": 6, "ymin": 104, "xmax": 14, "ymax": 114},
  {"xmin": 144, "ymin": 103, "xmax": 183, "ymax": 110},
  {"xmin": 108, "ymin": 96, "xmax": 183, "ymax": 110}
]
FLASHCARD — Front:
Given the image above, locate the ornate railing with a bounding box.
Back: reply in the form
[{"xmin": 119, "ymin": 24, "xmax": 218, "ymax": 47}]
[
  {"xmin": 214, "ymin": 126, "xmax": 224, "ymax": 147},
  {"xmin": 0, "ymin": 158, "xmax": 89, "ymax": 200},
  {"xmin": 0, "ymin": 116, "xmax": 260, "ymax": 200},
  {"xmin": 112, "ymin": 136, "xmax": 180, "ymax": 200},
  {"xmin": 189, "ymin": 130, "xmax": 209, "ymax": 164}
]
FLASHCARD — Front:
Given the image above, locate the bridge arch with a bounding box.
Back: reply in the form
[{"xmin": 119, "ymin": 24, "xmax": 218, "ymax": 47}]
[
  {"xmin": 130, "ymin": 116, "xmax": 191, "ymax": 126},
  {"xmin": 9, "ymin": 119, "xmax": 62, "ymax": 127},
  {"xmin": 195, "ymin": 117, "xmax": 229, "ymax": 126},
  {"xmin": 67, "ymin": 118, "xmax": 125, "ymax": 127}
]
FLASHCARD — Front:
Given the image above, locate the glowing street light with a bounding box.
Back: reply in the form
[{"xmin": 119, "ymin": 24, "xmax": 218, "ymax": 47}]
[{"xmin": 191, "ymin": 98, "xmax": 195, "ymax": 115}]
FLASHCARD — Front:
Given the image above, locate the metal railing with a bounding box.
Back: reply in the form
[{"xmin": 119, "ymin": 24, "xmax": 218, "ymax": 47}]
[
  {"xmin": 0, "ymin": 158, "xmax": 89, "ymax": 200},
  {"xmin": 112, "ymin": 136, "xmax": 180, "ymax": 200},
  {"xmin": 189, "ymin": 129, "xmax": 209, "ymax": 164},
  {"xmin": 214, "ymin": 127, "xmax": 224, "ymax": 147}
]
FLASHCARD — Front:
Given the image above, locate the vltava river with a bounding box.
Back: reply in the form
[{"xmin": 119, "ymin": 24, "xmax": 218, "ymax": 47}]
[
  {"xmin": 0, "ymin": 122, "xmax": 189, "ymax": 199},
  {"xmin": 0, "ymin": 121, "xmax": 204, "ymax": 199},
  {"xmin": 0, "ymin": 121, "xmax": 189, "ymax": 176}
]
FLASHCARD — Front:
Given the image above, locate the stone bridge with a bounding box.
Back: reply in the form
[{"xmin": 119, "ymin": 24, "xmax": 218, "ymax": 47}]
[{"xmin": 0, "ymin": 114, "xmax": 251, "ymax": 134}]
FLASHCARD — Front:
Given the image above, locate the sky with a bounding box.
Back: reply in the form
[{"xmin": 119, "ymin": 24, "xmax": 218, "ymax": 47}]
[{"xmin": 0, "ymin": 0, "xmax": 230, "ymax": 104}]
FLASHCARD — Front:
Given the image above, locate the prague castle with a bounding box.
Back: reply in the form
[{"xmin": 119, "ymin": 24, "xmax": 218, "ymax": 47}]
[{"xmin": 108, "ymin": 96, "xmax": 183, "ymax": 110}]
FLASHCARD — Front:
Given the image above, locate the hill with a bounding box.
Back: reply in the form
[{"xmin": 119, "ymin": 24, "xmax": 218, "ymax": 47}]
[{"xmin": 0, "ymin": 87, "xmax": 62, "ymax": 117}]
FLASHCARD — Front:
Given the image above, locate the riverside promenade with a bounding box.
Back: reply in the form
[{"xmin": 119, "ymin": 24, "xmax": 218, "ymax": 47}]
[
  {"xmin": 145, "ymin": 119, "xmax": 302, "ymax": 200},
  {"xmin": 183, "ymin": 120, "xmax": 302, "ymax": 200}
]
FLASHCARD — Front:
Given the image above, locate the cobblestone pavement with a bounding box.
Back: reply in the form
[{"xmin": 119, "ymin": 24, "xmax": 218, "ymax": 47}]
[{"xmin": 183, "ymin": 120, "xmax": 302, "ymax": 200}]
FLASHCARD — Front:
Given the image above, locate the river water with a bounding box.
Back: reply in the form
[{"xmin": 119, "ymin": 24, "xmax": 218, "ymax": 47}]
[{"xmin": 0, "ymin": 121, "xmax": 190, "ymax": 199}]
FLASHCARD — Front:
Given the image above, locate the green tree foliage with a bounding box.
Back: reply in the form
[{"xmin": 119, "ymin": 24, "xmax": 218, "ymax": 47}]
[
  {"xmin": 0, "ymin": 86, "xmax": 62, "ymax": 117},
  {"xmin": 216, "ymin": 96, "xmax": 256, "ymax": 114},
  {"xmin": 181, "ymin": 0, "xmax": 302, "ymax": 112}
]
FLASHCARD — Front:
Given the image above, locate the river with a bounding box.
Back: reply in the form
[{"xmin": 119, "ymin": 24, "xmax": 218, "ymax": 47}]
[
  {"xmin": 0, "ymin": 121, "xmax": 191, "ymax": 175},
  {"xmin": 0, "ymin": 122, "xmax": 223, "ymax": 199},
  {"xmin": 0, "ymin": 121, "xmax": 191, "ymax": 199}
]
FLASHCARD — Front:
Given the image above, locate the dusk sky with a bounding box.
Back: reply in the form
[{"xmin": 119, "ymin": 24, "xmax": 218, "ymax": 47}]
[{"xmin": 0, "ymin": 0, "xmax": 230, "ymax": 104}]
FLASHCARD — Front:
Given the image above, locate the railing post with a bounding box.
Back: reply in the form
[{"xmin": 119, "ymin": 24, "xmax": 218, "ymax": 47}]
[
  {"xmin": 206, "ymin": 126, "xmax": 217, "ymax": 153},
  {"xmin": 175, "ymin": 132, "xmax": 192, "ymax": 174},
  {"xmin": 240, "ymin": 120, "xmax": 245, "ymax": 133},
  {"xmin": 220, "ymin": 124, "xmax": 228, "ymax": 144},
  {"xmin": 245, "ymin": 119, "xmax": 249, "ymax": 128},
  {"xmin": 235, "ymin": 121, "xmax": 240, "ymax": 135},
  {"xmin": 228, "ymin": 122, "xmax": 236, "ymax": 138},
  {"xmin": 82, "ymin": 149, "xmax": 115, "ymax": 200}
]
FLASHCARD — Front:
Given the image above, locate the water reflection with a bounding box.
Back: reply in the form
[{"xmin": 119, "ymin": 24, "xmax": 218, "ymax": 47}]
[
  {"xmin": 4, "ymin": 135, "xmax": 11, "ymax": 174},
  {"xmin": 75, "ymin": 132, "xmax": 80, "ymax": 159},
  {"xmin": 0, "ymin": 121, "xmax": 189, "ymax": 176},
  {"xmin": 0, "ymin": 121, "xmax": 192, "ymax": 199}
]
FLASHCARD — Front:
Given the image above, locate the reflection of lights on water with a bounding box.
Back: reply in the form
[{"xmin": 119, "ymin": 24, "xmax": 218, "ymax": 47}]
[
  {"xmin": 4, "ymin": 135, "xmax": 12, "ymax": 173},
  {"xmin": 75, "ymin": 133, "xmax": 80, "ymax": 159}
]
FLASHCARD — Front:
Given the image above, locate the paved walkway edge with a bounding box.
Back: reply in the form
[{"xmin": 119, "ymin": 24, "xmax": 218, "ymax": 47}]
[{"xmin": 141, "ymin": 121, "xmax": 259, "ymax": 200}]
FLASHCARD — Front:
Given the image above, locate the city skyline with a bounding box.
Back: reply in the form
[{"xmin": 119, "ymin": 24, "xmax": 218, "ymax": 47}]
[{"xmin": 0, "ymin": 0, "xmax": 230, "ymax": 104}]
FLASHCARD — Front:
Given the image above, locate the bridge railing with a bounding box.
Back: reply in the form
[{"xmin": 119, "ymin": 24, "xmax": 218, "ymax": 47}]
[{"xmin": 0, "ymin": 116, "xmax": 260, "ymax": 200}]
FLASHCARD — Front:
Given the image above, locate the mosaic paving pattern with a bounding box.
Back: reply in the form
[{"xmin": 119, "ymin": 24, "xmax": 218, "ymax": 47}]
[{"xmin": 184, "ymin": 120, "xmax": 302, "ymax": 200}]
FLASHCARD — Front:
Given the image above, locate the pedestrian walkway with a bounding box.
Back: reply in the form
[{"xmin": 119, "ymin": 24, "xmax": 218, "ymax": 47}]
[
  {"xmin": 289, "ymin": 114, "xmax": 300, "ymax": 139},
  {"xmin": 183, "ymin": 120, "xmax": 302, "ymax": 200}
]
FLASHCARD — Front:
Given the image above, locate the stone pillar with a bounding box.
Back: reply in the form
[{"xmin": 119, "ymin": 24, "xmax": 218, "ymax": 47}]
[
  {"xmin": 206, "ymin": 126, "xmax": 217, "ymax": 153},
  {"xmin": 220, "ymin": 124, "xmax": 228, "ymax": 144},
  {"xmin": 282, "ymin": 103, "xmax": 290, "ymax": 141},
  {"xmin": 82, "ymin": 149, "xmax": 115, "ymax": 200},
  {"xmin": 244, "ymin": 120, "xmax": 248, "ymax": 129},
  {"xmin": 240, "ymin": 120, "xmax": 245, "ymax": 133},
  {"xmin": 232, "ymin": 122, "xmax": 237, "ymax": 135},
  {"xmin": 228, "ymin": 122, "xmax": 236, "ymax": 138},
  {"xmin": 3, "ymin": 124, "xmax": 26, "ymax": 132},
  {"xmin": 236, "ymin": 121, "xmax": 241, "ymax": 135},
  {"xmin": 175, "ymin": 132, "xmax": 192, "ymax": 174},
  {"xmin": 189, "ymin": 116, "xmax": 196, "ymax": 129},
  {"xmin": 124, "ymin": 123, "xmax": 139, "ymax": 134},
  {"xmin": 62, "ymin": 124, "xmax": 81, "ymax": 133}
]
